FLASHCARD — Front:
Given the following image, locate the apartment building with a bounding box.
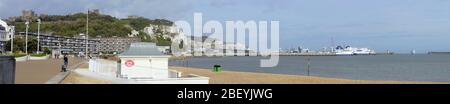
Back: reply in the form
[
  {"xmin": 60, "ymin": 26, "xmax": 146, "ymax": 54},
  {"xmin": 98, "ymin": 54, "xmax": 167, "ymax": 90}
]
[{"xmin": 94, "ymin": 37, "xmax": 141, "ymax": 54}]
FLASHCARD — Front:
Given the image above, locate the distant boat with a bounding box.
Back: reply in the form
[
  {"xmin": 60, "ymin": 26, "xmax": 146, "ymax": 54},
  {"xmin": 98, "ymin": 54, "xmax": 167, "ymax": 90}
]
[
  {"xmin": 335, "ymin": 46, "xmax": 376, "ymax": 56},
  {"xmin": 411, "ymin": 50, "xmax": 416, "ymax": 55}
]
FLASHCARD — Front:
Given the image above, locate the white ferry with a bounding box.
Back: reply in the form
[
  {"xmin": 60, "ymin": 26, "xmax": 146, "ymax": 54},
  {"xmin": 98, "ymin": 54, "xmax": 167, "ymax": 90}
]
[{"xmin": 335, "ymin": 46, "xmax": 376, "ymax": 56}]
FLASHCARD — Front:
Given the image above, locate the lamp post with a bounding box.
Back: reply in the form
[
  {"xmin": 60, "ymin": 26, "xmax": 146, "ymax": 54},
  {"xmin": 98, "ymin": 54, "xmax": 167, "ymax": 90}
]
[
  {"xmin": 307, "ymin": 57, "xmax": 310, "ymax": 76},
  {"xmin": 37, "ymin": 19, "xmax": 41, "ymax": 53},
  {"xmin": 85, "ymin": 9, "xmax": 89, "ymax": 59},
  {"xmin": 25, "ymin": 21, "xmax": 29, "ymax": 55},
  {"xmin": 10, "ymin": 26, "xmax": 14, "ymax": 53}
]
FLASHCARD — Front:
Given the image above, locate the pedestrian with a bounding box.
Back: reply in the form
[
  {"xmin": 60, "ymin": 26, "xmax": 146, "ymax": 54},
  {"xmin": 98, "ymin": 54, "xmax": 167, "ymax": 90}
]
[
  {"xmin": 61, "ymin": 54, "xmax": 69, "ymax": 72},
  {"xmin": 64, "ymin": 54, "xmax": 68, "ymax": 66}
]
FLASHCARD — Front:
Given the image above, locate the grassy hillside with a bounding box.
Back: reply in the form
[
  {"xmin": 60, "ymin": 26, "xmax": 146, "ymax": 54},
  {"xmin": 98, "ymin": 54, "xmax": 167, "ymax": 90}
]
[{"xmin": 7, "ymin": 12, "xmax": 173, "ymax": 38}]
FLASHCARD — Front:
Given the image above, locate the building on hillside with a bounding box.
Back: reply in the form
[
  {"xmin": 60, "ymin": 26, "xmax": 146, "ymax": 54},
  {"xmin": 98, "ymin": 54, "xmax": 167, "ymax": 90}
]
[
  {"xmin": 91, "ymin": 9, "xmax": 100, "ymax": 14},
  {"xmin": 21, "ymin": 10, "xmax": 37, "ymax": 21},
  {"xmin": 127, "ymin": 15, "xmax": 142, "ymax": 19}
]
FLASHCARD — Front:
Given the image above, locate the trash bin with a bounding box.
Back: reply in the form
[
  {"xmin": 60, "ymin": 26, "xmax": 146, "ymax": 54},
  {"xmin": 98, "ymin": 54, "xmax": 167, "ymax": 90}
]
[
  {"xmin": 0, "ymin": 56, "xmax": 16, "ymax": 84},
  {"xmin": 213, "ymin": 64, "xmax": 221, "ymax": 72}
]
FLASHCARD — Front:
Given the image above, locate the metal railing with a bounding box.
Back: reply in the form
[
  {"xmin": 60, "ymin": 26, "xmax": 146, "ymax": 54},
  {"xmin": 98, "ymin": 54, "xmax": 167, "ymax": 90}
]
[
  {"xmin": 89, "ymin": 58, "xmax": 118, "ymax": 73},
  {"xmin": 89, "ymin": 58, "xmax": 173, "ymax": 79}
]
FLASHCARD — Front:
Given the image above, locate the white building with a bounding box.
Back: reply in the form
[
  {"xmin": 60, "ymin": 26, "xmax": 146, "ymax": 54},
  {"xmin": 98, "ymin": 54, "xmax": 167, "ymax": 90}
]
[
  {"xmin": 0, "ymin": 19, "xmax": 12, "ymax": 41},
  {"xmin": 0, "ymin": 19, "xmax": 14, "ymax": 53},
  {"xmin": 118, "ymin": 42, "xmax": 171, "ymax": 79},
  {"xmin": 85, "ymin": 42, "xmax": 209, "ymax": 84}
]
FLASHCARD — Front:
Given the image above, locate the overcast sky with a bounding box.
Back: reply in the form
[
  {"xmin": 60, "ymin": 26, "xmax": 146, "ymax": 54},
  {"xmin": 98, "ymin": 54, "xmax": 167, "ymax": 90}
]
[{"xmin": 1, "ymin": 0, "xmax": 450, "ymax": 53}]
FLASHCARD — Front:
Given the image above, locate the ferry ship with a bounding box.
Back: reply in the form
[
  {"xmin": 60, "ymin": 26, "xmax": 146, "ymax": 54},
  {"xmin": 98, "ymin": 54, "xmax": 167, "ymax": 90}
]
[{"xmin": 334, "ymin": 46, "xmax": 376, "ymax": 56}]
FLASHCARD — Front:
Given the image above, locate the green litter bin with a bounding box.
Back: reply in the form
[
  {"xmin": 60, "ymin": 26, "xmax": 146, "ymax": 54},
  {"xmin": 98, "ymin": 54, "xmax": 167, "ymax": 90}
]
[{"xmin": 213, "ymin": 65, "xmax": 221, "ymax": 72}]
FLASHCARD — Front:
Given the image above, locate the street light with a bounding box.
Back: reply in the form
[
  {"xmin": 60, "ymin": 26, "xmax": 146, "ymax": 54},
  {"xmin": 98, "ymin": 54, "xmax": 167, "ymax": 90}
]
[
  {"xmin": 10, "ymin": 26, "xmax": 14, "ymax": 54},
  {"xmin": 85, "ymin": 9, "xmax": 89, "ymax": 59},
  {"xmin": 25, "ymin": 21, "xmax": 29, "ymax": 55},
  {"xmin": 37, "ymin": 19, "xmax": 41, "ymax": 53}
]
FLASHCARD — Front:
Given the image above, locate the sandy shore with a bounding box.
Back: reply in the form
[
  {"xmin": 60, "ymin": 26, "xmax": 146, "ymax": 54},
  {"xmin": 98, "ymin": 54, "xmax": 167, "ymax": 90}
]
[
  {"xmin": 34, "ymin": 58, "xmax": 449, "ymax": 84},
  {"xmin": 61, "ymin": 69, "xmax": 113, "ymax": 84},
  {"xmin": 15, "ymin": 57, "xmax": 85, "ymax": 84},
  {"xmin": 170, "ymin": 66, "xmax": 450, "ymax": 84}
]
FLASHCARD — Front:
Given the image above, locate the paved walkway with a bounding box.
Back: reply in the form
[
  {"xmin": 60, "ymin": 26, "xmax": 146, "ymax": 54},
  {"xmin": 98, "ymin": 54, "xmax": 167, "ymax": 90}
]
[{"xmin": 15, "ymin": 57, "xmax": 85, "ymax": 84}]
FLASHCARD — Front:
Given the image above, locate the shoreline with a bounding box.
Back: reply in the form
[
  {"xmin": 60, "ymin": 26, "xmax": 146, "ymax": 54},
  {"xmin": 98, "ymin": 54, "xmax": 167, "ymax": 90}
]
[{"xmin": 170, "ymin": 66, "xmax": 450, "ymax": 84}]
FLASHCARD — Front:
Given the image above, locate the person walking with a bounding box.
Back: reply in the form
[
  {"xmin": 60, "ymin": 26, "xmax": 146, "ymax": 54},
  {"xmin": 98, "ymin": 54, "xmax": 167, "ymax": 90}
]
[{"xmin": 61, "ymin": 54, "xmax": 69, "ymax": 72}]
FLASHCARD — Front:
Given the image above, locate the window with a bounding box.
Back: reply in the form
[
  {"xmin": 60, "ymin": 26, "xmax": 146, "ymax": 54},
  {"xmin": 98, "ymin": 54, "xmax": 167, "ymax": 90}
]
[{"xmin": 0, "ymin": 26, "xmax": 5, "ymax": 30}]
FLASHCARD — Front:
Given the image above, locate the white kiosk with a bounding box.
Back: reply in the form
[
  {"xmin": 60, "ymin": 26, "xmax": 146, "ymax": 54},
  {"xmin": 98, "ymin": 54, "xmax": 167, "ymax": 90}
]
[
  {"xmin": 118, "ymin": 42, "xmax": 171, "ymax": 79},
  {"xmin": 81, "ymin": 42, "xmax": 208, "ymax": 84}
]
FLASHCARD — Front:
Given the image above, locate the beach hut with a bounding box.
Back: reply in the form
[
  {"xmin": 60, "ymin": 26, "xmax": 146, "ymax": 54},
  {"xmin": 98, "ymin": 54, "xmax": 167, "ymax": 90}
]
[{"xmin": 118, "ymin": 42, "xmax": 171, "ymax": 79}]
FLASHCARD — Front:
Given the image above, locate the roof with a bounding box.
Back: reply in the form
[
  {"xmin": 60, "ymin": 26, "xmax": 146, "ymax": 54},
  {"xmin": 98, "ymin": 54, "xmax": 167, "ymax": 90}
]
[{"xmin": 119, "ymin": 42, "xmax": 168, "ymax": 57}]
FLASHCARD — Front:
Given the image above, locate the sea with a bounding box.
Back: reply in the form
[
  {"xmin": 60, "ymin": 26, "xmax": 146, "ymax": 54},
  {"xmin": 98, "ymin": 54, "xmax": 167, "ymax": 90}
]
[{"xmin": 169, "ymin": 54, "xmax": 450, "ymax": 82}]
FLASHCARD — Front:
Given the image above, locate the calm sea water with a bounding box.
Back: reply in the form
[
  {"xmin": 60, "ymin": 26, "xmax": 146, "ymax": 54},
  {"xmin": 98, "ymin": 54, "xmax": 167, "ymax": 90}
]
[{"xmin": 169, "ymin": 54, "xmax": 450, "ymax": 82}]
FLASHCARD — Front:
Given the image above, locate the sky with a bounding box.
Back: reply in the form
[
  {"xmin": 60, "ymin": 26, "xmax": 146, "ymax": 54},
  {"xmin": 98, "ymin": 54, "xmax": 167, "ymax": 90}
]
[{"xmin": 1, "ymin": 0, "xmax": 450, "ymax": 53}]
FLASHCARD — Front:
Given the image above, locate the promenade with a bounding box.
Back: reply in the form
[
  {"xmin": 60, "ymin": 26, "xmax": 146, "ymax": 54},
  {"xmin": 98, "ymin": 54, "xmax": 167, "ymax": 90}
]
[{"xmin": 15, "ymin": 57, "xmax": 85, "ymax": 84}]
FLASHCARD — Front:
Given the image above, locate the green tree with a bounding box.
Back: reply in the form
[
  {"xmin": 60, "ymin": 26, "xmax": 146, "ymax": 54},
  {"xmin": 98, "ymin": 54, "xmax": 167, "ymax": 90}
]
[
  {"xmin": 4, "ymin": 36, "xmax": 39, "ymax": 53},
  {"xmin": 43, "ymin": 47, "xmax": 51, "ymax": 54}
]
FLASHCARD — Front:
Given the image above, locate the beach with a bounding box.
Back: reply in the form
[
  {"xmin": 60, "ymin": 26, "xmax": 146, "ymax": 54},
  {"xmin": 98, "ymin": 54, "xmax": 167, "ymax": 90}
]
[
  {"xmin": 170, "ymin": 66, "xmax": 450, "ymax": 84},
  {"xmin": 170, "ymin": 55, "xmax": 450, "ymax": 82},
  {"xmin": 17, "ymin": 57, "xmax": 449, "ymax": 84}
]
